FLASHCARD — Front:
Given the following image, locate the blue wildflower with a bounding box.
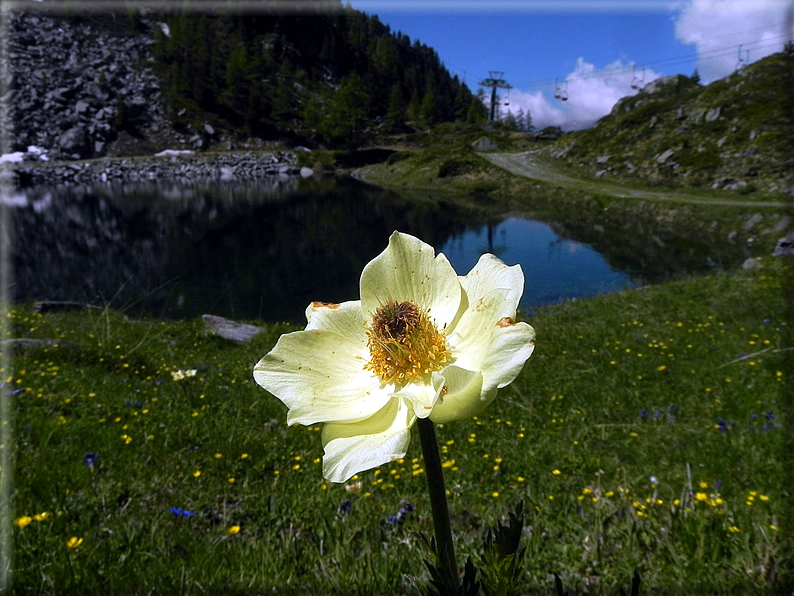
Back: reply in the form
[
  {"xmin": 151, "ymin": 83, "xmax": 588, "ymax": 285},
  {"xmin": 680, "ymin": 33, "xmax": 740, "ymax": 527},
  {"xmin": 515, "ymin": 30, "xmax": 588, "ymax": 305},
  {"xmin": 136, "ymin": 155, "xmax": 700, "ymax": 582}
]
[
  {"xmin": 388, "ymin": 501, "xmax": 415, "ymax": 525},
  {"xmin": 399, "ymin": 501, "xmax": 415, "ymax": 513},
  {"xmin": 764, "ymin": 411, "xmax": 775, "ymax": 422},
  {"xmin": 639, "ymin": 408, "xmax": 648, "ymax": 420},
  {"xmin": 169, "ymin": 508, "xmax": 195, "ymax": 517},
  {"xmin": 338, "ymin": 500, "xmax": 352, "ymax": 515},
  {"xmin": 83, "ymin": 453, "xmax": 98, "ymax": 468}
]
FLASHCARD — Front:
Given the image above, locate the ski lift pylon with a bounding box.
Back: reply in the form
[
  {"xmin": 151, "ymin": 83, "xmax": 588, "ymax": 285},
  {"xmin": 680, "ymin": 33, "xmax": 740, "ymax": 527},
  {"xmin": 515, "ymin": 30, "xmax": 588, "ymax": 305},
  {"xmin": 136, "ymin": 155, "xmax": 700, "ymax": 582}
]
[
  {"xmin": 735, "ymin": 44, "xmax": 749, "ymax": 70},
  {"xmin": 631, "ymin": 65, "xmax": 645, "ymax": 90}
]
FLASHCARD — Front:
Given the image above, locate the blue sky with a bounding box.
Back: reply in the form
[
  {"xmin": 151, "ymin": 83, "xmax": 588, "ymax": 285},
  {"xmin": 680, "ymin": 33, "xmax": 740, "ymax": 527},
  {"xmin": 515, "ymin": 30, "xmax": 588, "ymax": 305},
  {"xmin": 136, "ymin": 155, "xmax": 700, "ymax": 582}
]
[{"xmin": 349, "ymin": 0, "xmax": 794, "ymax": 130}]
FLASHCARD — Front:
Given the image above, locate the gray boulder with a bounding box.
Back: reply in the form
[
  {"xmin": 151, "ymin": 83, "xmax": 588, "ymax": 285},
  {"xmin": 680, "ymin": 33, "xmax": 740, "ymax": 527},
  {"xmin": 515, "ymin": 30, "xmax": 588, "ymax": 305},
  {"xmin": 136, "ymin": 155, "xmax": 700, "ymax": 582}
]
[
  {"xmin": 773, "ymin": 233, "xmax": 794, "ymax": 257},
  {"xmin": 656, "ymin": 149, "xmax": 675, "ymax": 164},
  {"xmin": 202, "ymin": 314, "xmax": 263, "ymax": 342},
  {"xmin": 534, "ymin": 126, "xmax": 564, "ymax": 141},
  {"xmin": 57, "ymin": 125, "xmax": 88, "ymax": 156},
  {"xmin": 471, "ymin": 136, "xmax": 499, "ymax": 151}
]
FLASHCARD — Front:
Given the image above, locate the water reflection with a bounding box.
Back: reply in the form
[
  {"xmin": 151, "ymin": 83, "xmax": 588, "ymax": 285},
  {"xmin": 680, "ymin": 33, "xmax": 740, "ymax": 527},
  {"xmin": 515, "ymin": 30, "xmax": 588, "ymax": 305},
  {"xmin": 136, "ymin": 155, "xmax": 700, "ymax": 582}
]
[
  {"xmin": 8, "ymin": 177, "xmax": 749, "ymax": 322},
  {"xmin": 440, "ymin": 219, "xmax": 634, "ymax": 306}
]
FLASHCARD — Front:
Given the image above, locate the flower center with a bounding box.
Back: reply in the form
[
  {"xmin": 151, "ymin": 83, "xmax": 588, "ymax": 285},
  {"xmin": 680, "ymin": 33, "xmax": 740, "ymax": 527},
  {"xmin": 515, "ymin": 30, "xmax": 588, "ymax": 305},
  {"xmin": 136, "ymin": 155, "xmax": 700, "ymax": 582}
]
[{"xmin": 365, "ymin": 300, "xmax": 449, "ymax": 384}]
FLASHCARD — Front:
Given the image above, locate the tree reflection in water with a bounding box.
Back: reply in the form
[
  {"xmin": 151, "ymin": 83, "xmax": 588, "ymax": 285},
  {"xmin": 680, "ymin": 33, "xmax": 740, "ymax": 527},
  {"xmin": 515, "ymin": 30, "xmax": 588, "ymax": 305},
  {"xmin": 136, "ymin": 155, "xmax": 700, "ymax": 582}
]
[{"xmin": 9, "ymin": 176, "xmax": 749, "ymax": 322}]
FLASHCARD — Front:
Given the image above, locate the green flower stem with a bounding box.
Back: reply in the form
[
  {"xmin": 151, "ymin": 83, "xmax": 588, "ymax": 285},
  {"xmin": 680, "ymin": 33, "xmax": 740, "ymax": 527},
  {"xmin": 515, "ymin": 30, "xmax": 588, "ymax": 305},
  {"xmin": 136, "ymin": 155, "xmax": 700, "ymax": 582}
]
[{"xmin": 417, "ymin": 417, "xmax": 458, "ymax": 587}]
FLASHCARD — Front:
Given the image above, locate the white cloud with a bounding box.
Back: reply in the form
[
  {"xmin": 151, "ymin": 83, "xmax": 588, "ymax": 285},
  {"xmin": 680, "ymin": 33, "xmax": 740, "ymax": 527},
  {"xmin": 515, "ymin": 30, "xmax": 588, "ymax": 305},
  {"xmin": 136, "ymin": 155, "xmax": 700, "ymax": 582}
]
[
  {"xmin": 673, "ymin": 0, "xmax": 794, "ymax": 84},
  {"xmin": 498, "ymin": 58, "xmax": 663, "ymax": 131}
]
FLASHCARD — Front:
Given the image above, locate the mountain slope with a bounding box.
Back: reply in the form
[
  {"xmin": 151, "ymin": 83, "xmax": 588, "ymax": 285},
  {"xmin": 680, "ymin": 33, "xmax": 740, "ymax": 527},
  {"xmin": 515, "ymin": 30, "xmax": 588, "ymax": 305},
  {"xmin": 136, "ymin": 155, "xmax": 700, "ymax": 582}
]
[
  {"xmin": 7, "ymin": 4, "xmax": 485, "ymax": 162},
  {"xmin": 548, "ymin": 49, "xmax": 793, "ymax": 196},
  {"xmin": 151, "ymin": 3, "xmax": 484, "ymax": 148}
]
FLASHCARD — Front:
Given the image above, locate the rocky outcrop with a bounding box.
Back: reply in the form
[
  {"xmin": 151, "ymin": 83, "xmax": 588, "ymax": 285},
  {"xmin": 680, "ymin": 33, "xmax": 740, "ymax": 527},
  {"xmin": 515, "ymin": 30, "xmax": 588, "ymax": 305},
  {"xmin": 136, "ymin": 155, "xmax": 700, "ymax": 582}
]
[
  {"xmin": 3, "ymin": 11, "xmax": 304, "ymax": 188},
  {"xmin": 471, "ymin": 136, "xmax": 499, "ymax": 151},
  {"xmin": 6, "ymin": 11, "xmax": 170, "ymax": 162}
]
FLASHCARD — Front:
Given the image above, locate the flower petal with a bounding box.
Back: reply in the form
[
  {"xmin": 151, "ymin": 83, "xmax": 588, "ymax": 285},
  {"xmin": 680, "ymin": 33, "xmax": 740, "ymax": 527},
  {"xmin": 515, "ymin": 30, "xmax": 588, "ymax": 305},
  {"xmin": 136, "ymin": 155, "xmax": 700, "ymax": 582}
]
[
  {"xmin": 429, "ymin": 366, "xmax": 490, "ymax": 423},
  {"xmin": 360, "ymin": 231, "xmax": 462, "ymax": 329},
  {"xmin": 459, "ymin": 254, "xmax": 524, "ymax": 319},
  {"xmin": 393, "ymin": 380, "xmax": 442, "ymax": 419},
  {"xmin": 253, "ymin": 329, "xmax": 388, "ymax": 426},
  {"xmin": 304, "ymin": 299, "xmax": 366, "ymax": 339},
  {"xmin": 321, "ymin": 397, "xmax": 415, "ymax": 483},
  {"xmin": 447, "ymin": 255, "xmax": 525, "ymax": 372},
  {"xmin": 446, "ymin": 286, "xmax": 511, "ymax": 372},
  {"xmin": 480, "ymin": 320, "xmax": 536, "ymax": 392}
]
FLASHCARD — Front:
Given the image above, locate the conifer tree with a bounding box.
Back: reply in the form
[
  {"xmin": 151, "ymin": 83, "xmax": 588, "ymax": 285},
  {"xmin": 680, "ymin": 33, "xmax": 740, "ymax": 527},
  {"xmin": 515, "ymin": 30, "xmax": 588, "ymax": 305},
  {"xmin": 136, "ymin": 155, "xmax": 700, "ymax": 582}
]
[
  {"xmin": 503, "ymin": 109, "xmax": 517, "ymax": 130},
  {"xmin": 318, "ymin": 72, "xmax": 371, "ymax": 149},
  {"xmin": 467, "ymin": 92, "xmax": 487, "ymax": 123},
  {"xmin": 386, "ymin": 83, "xmax": 406, "ymax": 128},
  {"xmin": 453, "ymin": 84, "xmax": 469, "ymax": 121},
  {"xmin": 515, "ymin": 107, "xmax": 526, "ymax": 132},
  {"xmin": 406, "ymin": 88, "xmax": 421, "ymax": 122},
  {"xmin": 524, "ymin": 108, "xmax": 533, "ymax": 132}
]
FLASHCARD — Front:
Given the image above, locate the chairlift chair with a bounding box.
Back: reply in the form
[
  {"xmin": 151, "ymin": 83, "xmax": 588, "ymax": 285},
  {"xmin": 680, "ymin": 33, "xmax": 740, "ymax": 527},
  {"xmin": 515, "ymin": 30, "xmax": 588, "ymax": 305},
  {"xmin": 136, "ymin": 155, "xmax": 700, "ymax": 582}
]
[
  {"xmin": 554, "ymin": 77, "xmax": 562, "ymax": 100},
  {"xmin": 560, "ymin": 81, "xmax": 568, "ymax": 102}
]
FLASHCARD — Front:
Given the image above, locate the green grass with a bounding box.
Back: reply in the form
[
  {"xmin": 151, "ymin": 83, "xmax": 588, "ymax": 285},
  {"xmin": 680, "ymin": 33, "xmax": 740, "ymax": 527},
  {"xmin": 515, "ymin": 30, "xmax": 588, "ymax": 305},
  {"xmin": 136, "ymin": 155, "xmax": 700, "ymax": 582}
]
[{"xmin": 4, "ymin": 257, "xmax": 792, "ymax": 594}]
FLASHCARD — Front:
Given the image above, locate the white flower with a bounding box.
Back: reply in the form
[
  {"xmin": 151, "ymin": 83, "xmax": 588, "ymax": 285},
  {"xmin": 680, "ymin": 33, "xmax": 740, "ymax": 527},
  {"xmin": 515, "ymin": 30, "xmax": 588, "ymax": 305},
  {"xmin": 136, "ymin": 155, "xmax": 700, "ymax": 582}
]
[
  {"xmin": 254, "ymin": 231, "xmax": 535, "ymax": 483},
  {"xmin": 171, "ymin": 368, "xmax": 197, "ymax": 381}
]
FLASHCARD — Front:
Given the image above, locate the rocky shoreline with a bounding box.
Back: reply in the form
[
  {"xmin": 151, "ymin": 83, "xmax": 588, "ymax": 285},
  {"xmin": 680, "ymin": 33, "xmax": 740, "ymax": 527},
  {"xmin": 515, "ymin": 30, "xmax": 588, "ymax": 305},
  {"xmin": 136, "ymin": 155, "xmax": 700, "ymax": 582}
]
[
  {"xmin": 6, "ymin": 150, "xmax": 302, "ymax": 188},
  {"xmin": 2, "ymin": 10, "xmax": 310, "ymax": 188}
]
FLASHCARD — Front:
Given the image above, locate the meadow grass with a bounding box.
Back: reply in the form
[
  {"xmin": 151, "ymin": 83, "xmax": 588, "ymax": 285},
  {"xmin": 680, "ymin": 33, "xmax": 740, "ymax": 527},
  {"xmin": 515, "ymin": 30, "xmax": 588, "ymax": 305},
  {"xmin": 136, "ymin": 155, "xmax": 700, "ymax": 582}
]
[{"xmin": 3, "ymin": 257, "xmax": 791, "ymax": 594}]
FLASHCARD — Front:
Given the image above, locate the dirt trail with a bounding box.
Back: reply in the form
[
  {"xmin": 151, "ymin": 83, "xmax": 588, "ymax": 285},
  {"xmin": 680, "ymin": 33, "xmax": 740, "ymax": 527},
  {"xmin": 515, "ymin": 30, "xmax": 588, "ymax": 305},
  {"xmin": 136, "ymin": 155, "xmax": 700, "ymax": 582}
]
[{"xmin": 481, "ymin": 151, "xmax": 788, "ymax": 208}]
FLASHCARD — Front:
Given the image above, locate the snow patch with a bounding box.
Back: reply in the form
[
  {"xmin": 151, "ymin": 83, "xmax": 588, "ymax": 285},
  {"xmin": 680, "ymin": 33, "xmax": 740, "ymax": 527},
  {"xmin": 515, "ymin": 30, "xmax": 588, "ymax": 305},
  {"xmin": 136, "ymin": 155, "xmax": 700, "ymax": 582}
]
[{"xmin": 154, "ymin": 149, "xmax": 194, "ymax": 157}]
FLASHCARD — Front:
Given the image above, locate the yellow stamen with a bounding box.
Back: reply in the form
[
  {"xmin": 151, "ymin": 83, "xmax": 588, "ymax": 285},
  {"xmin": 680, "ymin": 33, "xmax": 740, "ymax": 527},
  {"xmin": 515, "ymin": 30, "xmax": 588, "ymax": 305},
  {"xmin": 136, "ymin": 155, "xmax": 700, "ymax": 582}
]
[{"xmin": 365, "ymin": 300, "xmax": 449, "ymax": 384}]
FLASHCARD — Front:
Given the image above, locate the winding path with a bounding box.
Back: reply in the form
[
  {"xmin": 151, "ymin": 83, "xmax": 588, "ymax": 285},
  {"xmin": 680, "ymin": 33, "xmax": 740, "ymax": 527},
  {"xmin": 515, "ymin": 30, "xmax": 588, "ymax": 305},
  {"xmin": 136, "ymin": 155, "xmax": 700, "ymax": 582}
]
[{"xmin": 480, "ymin": 151, "xmax": 788, "ymax": 208}]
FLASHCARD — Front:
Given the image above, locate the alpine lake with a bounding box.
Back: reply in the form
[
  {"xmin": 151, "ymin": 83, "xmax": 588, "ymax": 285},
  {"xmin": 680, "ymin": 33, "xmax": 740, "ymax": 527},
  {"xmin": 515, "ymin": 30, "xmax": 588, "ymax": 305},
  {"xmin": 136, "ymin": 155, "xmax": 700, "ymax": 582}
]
[{"xmin": 9, "ymin": 173, "xmax": 754, "ymax": 323}]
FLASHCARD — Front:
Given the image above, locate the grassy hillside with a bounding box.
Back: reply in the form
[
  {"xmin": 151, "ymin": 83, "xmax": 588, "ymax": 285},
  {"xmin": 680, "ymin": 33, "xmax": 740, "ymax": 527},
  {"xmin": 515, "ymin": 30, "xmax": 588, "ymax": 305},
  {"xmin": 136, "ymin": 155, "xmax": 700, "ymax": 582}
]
[{"xmin": 548, "ymin": 49, "xmax": 794, "ymax": 195}]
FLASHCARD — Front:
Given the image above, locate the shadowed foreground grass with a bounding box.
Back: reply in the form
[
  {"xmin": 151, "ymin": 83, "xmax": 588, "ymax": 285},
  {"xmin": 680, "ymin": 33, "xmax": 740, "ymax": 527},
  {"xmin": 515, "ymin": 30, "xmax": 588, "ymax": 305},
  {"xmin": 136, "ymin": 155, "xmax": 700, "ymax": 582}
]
[{"xmin": 4, "ymin": 257, "xmax": 790, "ymax": 594}]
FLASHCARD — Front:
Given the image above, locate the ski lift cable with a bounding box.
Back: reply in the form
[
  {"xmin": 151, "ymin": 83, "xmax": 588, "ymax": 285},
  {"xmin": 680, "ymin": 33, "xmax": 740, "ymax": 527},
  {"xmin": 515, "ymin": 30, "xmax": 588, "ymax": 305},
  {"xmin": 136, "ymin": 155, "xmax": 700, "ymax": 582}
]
[
  {"xmin": 506, "ymin": 37, "xmax": 788, "ymax": 92},
  {"xmin": 518, "ymin": 36, "xmax": 787, "ymax": 87},
  {"xmin": 501, "ymin": 23, "xmax": 792, "ymax": 91}
]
